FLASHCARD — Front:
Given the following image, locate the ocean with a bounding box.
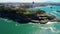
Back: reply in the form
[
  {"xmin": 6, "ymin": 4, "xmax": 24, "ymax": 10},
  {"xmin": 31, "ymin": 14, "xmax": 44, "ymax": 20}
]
[{"xmin": 0, "ymin": 6, "xmax": 60, "ymax": 34}]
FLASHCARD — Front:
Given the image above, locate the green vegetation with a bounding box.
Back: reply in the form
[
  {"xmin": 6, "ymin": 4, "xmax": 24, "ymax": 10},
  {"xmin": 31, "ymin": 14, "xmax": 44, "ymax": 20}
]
[
  {"xmin": 23, "ymin": 11, "xmax": 32, "ymax": 15},
  {"xmin": 35, "ymin": 10, "xmax": 46, "ymax": 14}
]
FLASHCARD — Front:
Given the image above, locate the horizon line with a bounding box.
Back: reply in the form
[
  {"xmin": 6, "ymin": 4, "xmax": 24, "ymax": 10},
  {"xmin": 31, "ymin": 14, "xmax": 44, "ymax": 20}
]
[{"xmin": 0, "ymin": 2, "xmax": 60, "ymax": 3}]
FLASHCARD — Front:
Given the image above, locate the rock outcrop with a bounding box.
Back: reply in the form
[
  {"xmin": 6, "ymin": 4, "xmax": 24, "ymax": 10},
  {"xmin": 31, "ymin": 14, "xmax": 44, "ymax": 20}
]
[{"xmin": 0, "ymin": 8, "xmax": 60, "ymax": 24}]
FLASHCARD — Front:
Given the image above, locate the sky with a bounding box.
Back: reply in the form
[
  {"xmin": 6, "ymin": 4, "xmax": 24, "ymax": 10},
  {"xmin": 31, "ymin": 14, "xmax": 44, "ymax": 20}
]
[{"xmin": 0, "ymin": 0, "xmax": 60, "ymax": 3}]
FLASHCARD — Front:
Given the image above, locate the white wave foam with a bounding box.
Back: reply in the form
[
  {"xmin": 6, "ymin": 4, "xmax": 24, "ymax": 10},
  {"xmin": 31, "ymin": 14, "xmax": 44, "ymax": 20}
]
[
  {"xmin": 1, "ymin": 18, "xmax": 8, "ymax": 21},
  {"xmin": 28, "ymin": 22, "xmax": 40, "ymax": 24},
  {"xmin": 50, "ymin": 27, "xmax": 60, "ymax": 33},
  {"xmin": 28, "ymin": 22, "xmax": 35, "ymax": 24},
  {"xmin": 46, "ymin": 22, "xmax": 57, "ymax": 24},
  {"xmin": 15, "ymin": 24, "xmax": 18, "ymax": 26},
  {"xmin": 40, "ymin": 26, "xmax": 60, "ymax": 33},
  {"xmin": 49, "ymin": 27, "xmax": 55, "ymax": 32},
  {"xmin": 4, "ymin": 19, "xmax": 8, "ymax": 21},
  {"xmin": 28, "ymin": 22, "xmax": 57, "ymax": 24},
  {"xmin": 40, "ymin": 27, "xmax": 48, "ymax": 29}
]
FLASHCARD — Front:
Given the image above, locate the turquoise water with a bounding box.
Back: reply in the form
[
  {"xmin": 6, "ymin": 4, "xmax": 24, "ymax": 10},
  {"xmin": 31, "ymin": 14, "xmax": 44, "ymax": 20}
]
[
  {"xmin": 0, "ymin": 6, "xmax": 60, "ymax": 34},
  {"xmin": 31, "ymin": 6, "xmax": 60, "ymax": 19},
  {"xmin": 36, "ymin": 6, "xmax": 60, "ymax": 19}
]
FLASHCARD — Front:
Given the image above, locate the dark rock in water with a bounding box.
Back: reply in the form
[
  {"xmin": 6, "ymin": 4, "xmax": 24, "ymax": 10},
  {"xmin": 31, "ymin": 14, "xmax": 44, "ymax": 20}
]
[
  {"xmin": 0, "ymin": 8, "xmax": 59, "ymax": 24},
  {"xmin": 0, "ymin": 10, "xmax": 33, "ymax": 24},
  {"xmin": 50, "ymin": 7, "xmax": 53, "ymax": 8},
  {"xmin": 31, "ymin": 20, "xmax": 47, "ymax": 24},
  {"xmin": 56, "ymin": 10, "xmax": 60, "ymax": 13}
]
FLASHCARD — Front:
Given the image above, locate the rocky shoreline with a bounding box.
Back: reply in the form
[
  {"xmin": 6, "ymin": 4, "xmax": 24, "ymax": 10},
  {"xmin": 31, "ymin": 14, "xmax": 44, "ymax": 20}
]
[{"xmin": 0, "ymin": 8, "xmax": 60, "ymax": 24}]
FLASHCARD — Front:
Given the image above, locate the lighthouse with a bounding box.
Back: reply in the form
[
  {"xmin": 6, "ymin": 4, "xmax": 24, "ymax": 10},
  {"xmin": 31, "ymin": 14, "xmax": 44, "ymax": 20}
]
[{"xmin": 32, "ymin": 1, "xmax": 34, "ymax": 12}]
